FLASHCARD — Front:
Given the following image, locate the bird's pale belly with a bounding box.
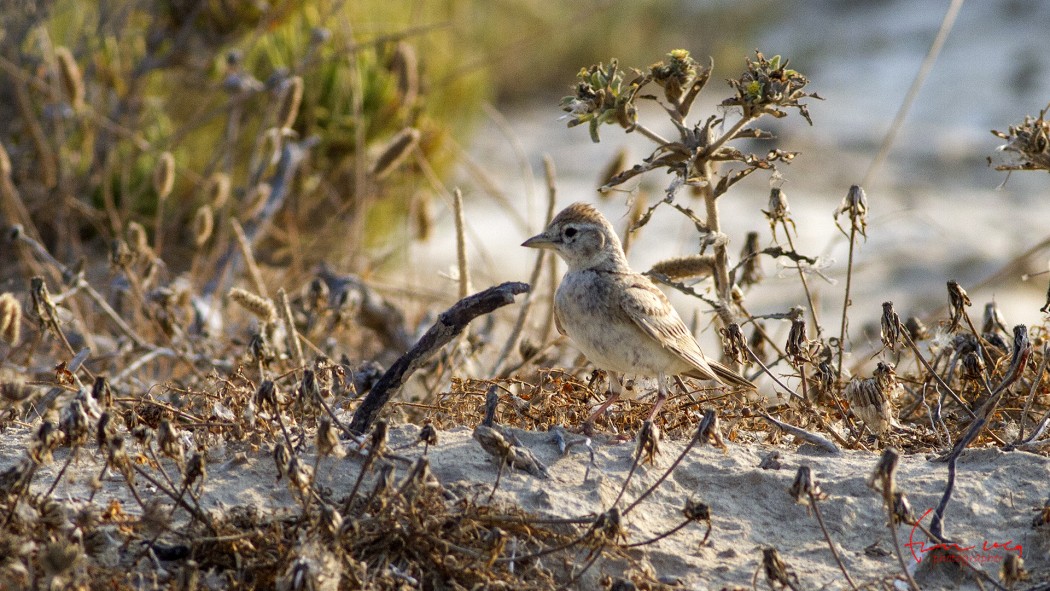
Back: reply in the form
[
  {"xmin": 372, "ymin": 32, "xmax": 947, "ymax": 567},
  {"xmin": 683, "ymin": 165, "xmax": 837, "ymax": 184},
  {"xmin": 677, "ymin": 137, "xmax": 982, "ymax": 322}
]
[{"xmin": 556, "ymin": 275, "xmax": 690, "ymax": 377}]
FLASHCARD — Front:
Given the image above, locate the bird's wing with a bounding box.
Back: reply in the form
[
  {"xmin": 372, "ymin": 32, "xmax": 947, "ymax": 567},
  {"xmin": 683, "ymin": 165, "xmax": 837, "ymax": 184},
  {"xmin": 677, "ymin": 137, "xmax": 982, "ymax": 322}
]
[
  {"xmin": 553, "ymin": 305, "xmax": 567, "ymax": 336},
  {"xmin": 618, "ymin": 275, "xmax": 721, "ymax": 382}
]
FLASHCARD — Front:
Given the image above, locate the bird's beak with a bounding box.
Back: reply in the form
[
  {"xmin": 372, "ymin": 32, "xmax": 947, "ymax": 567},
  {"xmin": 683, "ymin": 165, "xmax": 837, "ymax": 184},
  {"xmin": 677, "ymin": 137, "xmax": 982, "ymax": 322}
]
[{"xmin": 521, "ymin": 232, "xmax": 556, "ymax": 249}]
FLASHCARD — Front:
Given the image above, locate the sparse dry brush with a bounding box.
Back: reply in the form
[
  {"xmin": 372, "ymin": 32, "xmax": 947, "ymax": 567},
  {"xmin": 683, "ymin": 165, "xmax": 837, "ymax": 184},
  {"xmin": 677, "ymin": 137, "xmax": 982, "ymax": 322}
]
[{"xmin": 1, "ymin": 1, "xmax": 1050, "ymax": 589}]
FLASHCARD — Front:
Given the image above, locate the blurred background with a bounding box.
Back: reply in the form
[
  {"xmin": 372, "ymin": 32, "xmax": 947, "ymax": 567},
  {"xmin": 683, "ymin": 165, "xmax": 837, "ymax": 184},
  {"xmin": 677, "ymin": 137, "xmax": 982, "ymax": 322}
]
[{"xmin": 1, "ymin": 0, "xmax": 1049, "ymax": 361}]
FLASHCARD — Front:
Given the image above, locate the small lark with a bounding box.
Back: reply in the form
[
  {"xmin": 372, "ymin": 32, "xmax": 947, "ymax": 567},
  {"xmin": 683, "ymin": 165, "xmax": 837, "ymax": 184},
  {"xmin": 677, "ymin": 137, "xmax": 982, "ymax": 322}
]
[{"xmin": 523, "ymin": 202, "xmax": 755, "ymax": 424}]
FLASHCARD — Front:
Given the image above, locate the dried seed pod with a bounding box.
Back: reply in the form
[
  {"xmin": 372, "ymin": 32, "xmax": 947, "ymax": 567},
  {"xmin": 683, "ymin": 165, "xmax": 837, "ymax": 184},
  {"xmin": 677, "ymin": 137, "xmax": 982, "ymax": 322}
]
[
  {"xmin": 91, "ymin": 376, "xmax": 113, "ymax": 410},
  {"xmin": 370, "ymin": 127, "xmax": 420, "ymax": 180},
  {"xmin": 60, "ymin": 397, "xmax": 90, "ymax": 448},
  {"xmin": 761, "ymin": 547, "xmax": 799, "ymax": 589},
  {"xmin": 719, "ymin": 323, "xmax": 749, "ymax": 366},
  {"xmin": 316, "ymin": 418, "xmax": 341, "ymax": 458},
  {"xmin": 54, "ymin": 46, "xmax": 84, "ymax": 109},
  {"xmin": 256, "ymin": 380, "xmax": 279, "ymax": 414},
  {"xmin": 844, "ymin": 375, "xmax": 892, "ymax": 436},
  {"xmin": 95, "ymin": 412, "xmax": 113, "ymax": 450},
  {"xmin": 286, "ymin": 456, "xmax": 313, "ymax": 495},
  {"xmin": 905, "ymin": 316, "xmax": 929, "ymax": 341},
  {"xmin": 228, "ymin": 288, "xmax": 277, "ymax": 323},
  {"xmin": 0, "ymin": 292, "xmax": 22, "ymax": 345},
  {"xmin": 157, "ymin": 419, "xmax": 183, "ymax": 461},
  {"xmin": 597, "ymin": 147, "xmax": 629, "ymax": 190},
  {"xmin": 636, "ymin": 420, "xmax": 661, "ymax": 465},
  {"xmin": 762, "ymin": 187, "xmax": 791, "ymax": 227},
  {"xmin": 192, "ymin": 205, "xmax": 214, "ymax": 247},
  {"xmin": 30, "ymin": 420, "xmax": 60, "ymax": 464},
  {"xmin": 890, "ymin": 491, "xmax": 916, "ymax": 526},
  {"xmin": 648, "ymin": 254, "xmax": 716, "ymax": 281},
  {"xmin": 789, "ymin": 466, "xmax": 827, "ymax": 505},
  {"xmin": 153, "ymin": 152, "xmax": 176, "ymax": 200},
  {"xmin": 274, "ymin": 76, "xmax": 303, "ymax": 130},
  {"xmin": 880, "ymin": 301, "xmax": 903, "ymax": 351},
  {"xmin": 204, "ymin": 172, "xmax": 231, "ymax": 209},
  {"xmin": 591, "ymin": 508, "xmax": 625, "ymax": 545},
  {"xmin": 785, "ymin": 314, "xmax": 809, "ymax": 366},
  {"xmin": 184, "ymin": 453, "xmax": 206, "ymax": 487},
  {"xmin": 834, "ymin": 184, "xmax": 868, "ymax": 237},
  {"xmin": 982, "ymin": 301, "xmax": 1008, "ymax": 335},
  {"xmin": 319, "ymin": 504, "xmax": 343, "ymax": 542},
  {"xmin": 683, "ymin": 498, "xmax": 711, "ymax": 523},
  {"xmin": 273, "ymin": 441, "xmax": 291, "ymax": 482},
  {"xmin": 947, "ymin": 280, "xmax": 972, "ymax": 332}
]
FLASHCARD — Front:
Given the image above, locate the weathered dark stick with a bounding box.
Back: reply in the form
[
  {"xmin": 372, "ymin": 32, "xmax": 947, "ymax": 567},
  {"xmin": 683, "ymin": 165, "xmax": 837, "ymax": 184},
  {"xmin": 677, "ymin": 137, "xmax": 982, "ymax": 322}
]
[
  {"xmin": 348, "ymin": 281, "xmax": 529, "ymax": 434},
  {"xmin": 930, "ymin": 325, "xmax": 1030, "ymax": 539}
]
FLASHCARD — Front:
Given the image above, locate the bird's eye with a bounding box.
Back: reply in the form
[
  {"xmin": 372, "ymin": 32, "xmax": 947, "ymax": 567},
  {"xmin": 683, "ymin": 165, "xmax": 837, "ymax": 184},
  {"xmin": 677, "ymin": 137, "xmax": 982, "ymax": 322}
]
[{"xmin": 564, "ymin": 227, "xmax": 578, "ymax": 239}]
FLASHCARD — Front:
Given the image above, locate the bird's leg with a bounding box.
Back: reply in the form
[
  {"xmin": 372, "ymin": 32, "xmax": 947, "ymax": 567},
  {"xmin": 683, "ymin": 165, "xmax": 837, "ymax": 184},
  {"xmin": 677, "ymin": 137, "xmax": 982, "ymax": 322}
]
[
  {"xmin": 585, "ymin": 371, "xmax": 623, "ymax": 426},
  {"xmin": 646, "ymin": 373, "xmax": 669, "ymax": 421}
]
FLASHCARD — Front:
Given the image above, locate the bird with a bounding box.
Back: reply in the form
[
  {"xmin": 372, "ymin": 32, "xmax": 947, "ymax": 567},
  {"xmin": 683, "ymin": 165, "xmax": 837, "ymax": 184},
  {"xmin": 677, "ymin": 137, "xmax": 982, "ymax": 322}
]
[{"xmin": 522, "ymin": 202, "xmax": 755, "ymax": 425}]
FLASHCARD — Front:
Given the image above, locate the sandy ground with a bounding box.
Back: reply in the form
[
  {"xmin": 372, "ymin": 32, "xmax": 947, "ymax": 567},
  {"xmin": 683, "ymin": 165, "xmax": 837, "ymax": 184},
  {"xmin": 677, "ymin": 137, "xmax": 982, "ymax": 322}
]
[{"xmin": 4, "ymin": 417, "xmax": 1048, "ymax": 590}]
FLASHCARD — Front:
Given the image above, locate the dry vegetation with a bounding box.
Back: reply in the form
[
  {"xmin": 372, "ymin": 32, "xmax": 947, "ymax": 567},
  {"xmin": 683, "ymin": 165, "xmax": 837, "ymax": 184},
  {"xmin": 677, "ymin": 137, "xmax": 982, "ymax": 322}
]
[{"xmin": 2, "ymin": 2, "xmax": 1050, "ymax": 590}]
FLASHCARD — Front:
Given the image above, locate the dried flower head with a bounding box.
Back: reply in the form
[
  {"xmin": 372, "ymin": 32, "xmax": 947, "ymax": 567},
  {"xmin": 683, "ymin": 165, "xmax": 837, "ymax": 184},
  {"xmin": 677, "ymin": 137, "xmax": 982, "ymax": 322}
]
[
  {"xmin": 983, "ymin": 301, "xmax": 1008, "ymax": 335},
  {"xmin": 785, "ymin": 315, "xmax": 809, "ymax": 366},
  {"xmin": 636, "ymin": 420, "xmax": 661, "ymax": 465},
  {"xmin": 228, "ymin": 288, "xmax": 277, "ymax": 324},
  {"xmin": 761, "ymin": 547, "xmax": 799, "ymax": 590},
  {"xmin": 947, "ymin": 280, "xmax": 972, "ymax": 332},
  {"xmin": 763, "ymin": 187, "xmax": 791, "ymax": 229},
  {"xmin": 724, "ymin": 51, "xmax": 818, "ymax": 124},
  {"xmin": 560, "ymin": 58, "xmax": 643, "ymax": 142},
  {"xmin": 890, "ymin": 491, "xmax": 916, "ymax": 526},
  {"xmin": 845, "ymin": 373, "xmax": 893, "ymax": 436},
  {"xmin": 789, "ymin": 466, "xmax": 827, "ymax": 506},
  {"xmin": 316, "ymin": 418, "xmax": 342, "ymax": 458},
  {"xmin": 880, "ymin": 301, "xmax": 903, "ymax": 351},
  {"xmin": 834, "ymin": 184, "xmax": 868, "ymax": 238},
  {"xmin": 991, "ymin": 103, "xmax": 1050, "ymax": 173},
  {"xmin": 647, "ymin": 254, "xmax": 716, "ymax": 282},
  {"xmin": 719, "ymin": 323, "xmax": 750, "ymax": 367}
]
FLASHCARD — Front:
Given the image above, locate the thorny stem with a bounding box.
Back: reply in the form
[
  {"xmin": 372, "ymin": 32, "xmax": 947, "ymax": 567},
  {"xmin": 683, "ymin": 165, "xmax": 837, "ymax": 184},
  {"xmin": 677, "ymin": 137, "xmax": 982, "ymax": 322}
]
[{"xmin": 808, "ymin": 494, "xmax": 858, "ymax": 590}]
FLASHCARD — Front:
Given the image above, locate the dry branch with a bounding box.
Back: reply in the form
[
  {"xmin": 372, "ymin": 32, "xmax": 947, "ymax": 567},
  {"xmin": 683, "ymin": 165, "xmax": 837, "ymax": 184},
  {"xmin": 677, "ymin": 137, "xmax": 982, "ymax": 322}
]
[{"xmin": 348, "ymin": 281, "xmax": 529, "ymax": 434}]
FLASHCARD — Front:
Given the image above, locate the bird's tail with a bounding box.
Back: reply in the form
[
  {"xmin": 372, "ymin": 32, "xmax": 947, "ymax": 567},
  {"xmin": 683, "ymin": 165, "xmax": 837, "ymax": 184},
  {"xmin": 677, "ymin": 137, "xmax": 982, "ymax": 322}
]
[{"xmin": 690, "ymin": 361, "xmax": 756, "ymax": 390}]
